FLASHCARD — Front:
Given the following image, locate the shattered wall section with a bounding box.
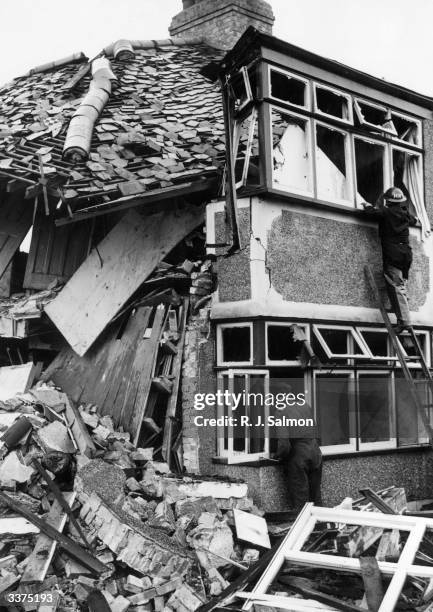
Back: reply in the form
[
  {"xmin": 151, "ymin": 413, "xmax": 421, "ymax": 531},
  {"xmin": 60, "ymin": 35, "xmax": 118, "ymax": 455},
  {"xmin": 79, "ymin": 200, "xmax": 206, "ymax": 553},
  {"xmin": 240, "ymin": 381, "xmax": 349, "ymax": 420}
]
[{"xmin": 182, "ymin": 307, "xmax": 213, "ymax": 473}]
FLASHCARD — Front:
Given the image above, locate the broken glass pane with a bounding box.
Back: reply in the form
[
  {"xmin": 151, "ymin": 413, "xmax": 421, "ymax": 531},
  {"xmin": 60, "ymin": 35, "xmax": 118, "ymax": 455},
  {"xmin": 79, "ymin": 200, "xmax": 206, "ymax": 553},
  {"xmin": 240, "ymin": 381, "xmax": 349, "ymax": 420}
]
[
  {"xmin": 272, "ymin": 108, "xmax": 312, "ymax": 193},
  {"xmin": 267, "ymin": 325, "xmax": 303, "ymax": 362},
  {"xmin": 354, "ymin": 138, "xmax": 385, "ymax": 206},
  {"xmin": 233, "ymin": 109, "xmax": 259, "ymax": 187},
  {"xmin": 315, "ymin": 86, "xmax": 350, "ymax": 121},
  {"xmin": 270, "ymin": 69, "xmax": 307, "ymax": 107},
  {"xmin": 355, "ymin": 99, "xmax": 397, "ymax": 135},
  {"xmin": 221, "ymin": 326, "xmax": 251, "ymax": 363},
  {"xmin": 231, "ymin": 67, "xmax": 253, "ymax": 113},
  {"xmin": 392, "ymin": 114, "xmax": 420, "ymax": 145},
  {"xmin": 358, "ymin": 330, "xmax": 389, "ymax": 358},
  {"xmin": 316, "ymin": 124, "xmax": 351, "ymax": 202}
]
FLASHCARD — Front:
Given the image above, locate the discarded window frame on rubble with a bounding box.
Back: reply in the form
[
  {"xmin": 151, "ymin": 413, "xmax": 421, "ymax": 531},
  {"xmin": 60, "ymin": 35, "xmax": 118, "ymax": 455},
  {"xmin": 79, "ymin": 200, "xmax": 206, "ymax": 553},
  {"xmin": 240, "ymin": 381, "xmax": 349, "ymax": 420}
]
[
  {"xmin": 217, "ymin": 370, "xmax": 269, "ymax": 463},
  {"xmin": 238, "ymin": 503, "xmax": 433, "ymax": 612}
]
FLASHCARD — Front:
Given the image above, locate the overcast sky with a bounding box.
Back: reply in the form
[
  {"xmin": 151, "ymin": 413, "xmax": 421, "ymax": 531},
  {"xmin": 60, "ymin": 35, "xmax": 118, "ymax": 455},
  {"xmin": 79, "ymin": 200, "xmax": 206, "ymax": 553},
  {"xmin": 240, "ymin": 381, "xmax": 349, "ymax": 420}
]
[{"xmin": 0, "ymin": 0, "xmax": 433, "ymax": 96}]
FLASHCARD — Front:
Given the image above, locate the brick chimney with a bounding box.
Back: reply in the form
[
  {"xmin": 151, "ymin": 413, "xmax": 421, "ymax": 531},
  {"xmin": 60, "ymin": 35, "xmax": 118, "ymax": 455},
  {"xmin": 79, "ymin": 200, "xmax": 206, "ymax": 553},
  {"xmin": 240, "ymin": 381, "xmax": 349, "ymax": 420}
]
[{"xmin": 169, "ymin": 0, "xmax": 275, "ymax": 50}]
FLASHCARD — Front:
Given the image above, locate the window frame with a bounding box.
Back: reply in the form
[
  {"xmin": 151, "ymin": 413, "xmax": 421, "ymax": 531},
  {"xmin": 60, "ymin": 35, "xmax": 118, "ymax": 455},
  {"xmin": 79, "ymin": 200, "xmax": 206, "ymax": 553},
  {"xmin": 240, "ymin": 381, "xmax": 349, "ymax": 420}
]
[
  {"xmin": 268, "ymin": 65, "xmax": 311, "ymax": 111},
  {"xmin": 353, "ymin": 133, "xmax": 390, "ymax": 208},
  {"xmin": 314, "ymin": 118, "xmax": 354, "ymax": 207},
  {"xmin": 217, "ymin": 369, "xmax": 270, "ymax": 463},
  {"xmin": 271, "ymin": 105, "xmax": 315, "ymax": 197},
  {"xmin": 313, "ymin": 82, "xmax": 353, "ymax": 125},
  {"xmin": 313, "ymin": 324, "xmax": 372, "ymax": 360},
  {"xmin": 391, "ymin": 110, "xmax": 422, "ymax": 148},
  {"xmin": 354, "ymin": 97, "xmax": 398, "ymax": 136},
  {"xmin": 314, "ymin": 370, "xmax": 357, "ymax": 455},
  {"xmin": 265, "ymin": 321, "xmax": 310, "ymax": 366},
  {"xmin": 355, "ymin": 326, "xmax": 398, "ymax": 363},
  {"xmin": 357, "ymin": 369, "xmax": 397, "ymax": 452},
  {"xmin": 216, "ymin": 322, "xmax": 254, "ymax": 367},
  {"xmin": 233, "ymin": 107, "xmax": 259, "ymax": 189}
]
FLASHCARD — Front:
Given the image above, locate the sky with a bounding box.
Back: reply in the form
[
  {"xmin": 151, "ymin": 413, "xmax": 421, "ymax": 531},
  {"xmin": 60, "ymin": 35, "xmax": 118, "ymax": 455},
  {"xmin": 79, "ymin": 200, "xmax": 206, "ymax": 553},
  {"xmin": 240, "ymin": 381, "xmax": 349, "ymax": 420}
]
[{"xmin": 0, "ymin": 0, "xmax": 433, "ymax": 96}]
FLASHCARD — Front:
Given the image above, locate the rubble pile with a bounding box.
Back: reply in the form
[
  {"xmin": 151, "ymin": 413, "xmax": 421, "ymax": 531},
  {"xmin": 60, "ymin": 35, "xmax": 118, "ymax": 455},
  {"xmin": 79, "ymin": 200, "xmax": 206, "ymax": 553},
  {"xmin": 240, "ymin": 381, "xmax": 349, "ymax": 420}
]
[{"xmin": 0, "ymin": 382, "xmax": 267, "ymax": 612}]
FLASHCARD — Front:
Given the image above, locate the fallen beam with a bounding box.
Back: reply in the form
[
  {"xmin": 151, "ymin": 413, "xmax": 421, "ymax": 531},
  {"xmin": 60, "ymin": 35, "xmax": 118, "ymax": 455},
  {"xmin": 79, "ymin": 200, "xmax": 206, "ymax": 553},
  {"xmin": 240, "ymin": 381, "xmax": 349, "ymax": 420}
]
[{"xmin": 0, "ymin": 491, "xmax": 106, "ymax": 575}]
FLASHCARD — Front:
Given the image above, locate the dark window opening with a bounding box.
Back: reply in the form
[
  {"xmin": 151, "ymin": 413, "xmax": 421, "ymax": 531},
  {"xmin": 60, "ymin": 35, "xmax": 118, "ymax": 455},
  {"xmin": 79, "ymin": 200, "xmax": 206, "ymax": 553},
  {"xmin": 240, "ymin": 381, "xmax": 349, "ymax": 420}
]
[
  {"xmin": 221, "ymin": 326, "xmax": 251, "ymax": 363},
  {"xmin": 267, "ymin": 325, "xmax": 302, "ymax": 361},
  {"xmin": 316, "ymin": 87, "xmax": 349, "ymax": 120},
  {"xmin": 357, "ymin": 101, "xmax": 387, "ymax": 126},
  {"xmin": 270, "ymin": 70, "xmax": 306, "ymax": 107},
  {"xmin": 316, "ymin": 125, "xmax": 350, "ymax": 201},
  {"xmin": 355, "ymin": 139, "xmax": 384, "ymax": 205},
  {"xmin": 360, "ymin": 331, "xmax": 388, "ymax": 358},
  {"xmin": 392, "ymin": 114, "xmax": 419, "ymax": 144},
  {"xmin": 319, "ymin": 328, "xmax": 349, "ymax": 355}
]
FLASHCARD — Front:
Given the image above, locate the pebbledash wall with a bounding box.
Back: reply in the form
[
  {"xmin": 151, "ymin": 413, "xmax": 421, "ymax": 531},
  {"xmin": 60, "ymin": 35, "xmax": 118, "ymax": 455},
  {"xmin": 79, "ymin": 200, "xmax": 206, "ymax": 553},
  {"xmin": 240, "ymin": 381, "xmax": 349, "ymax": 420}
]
[{"xmin": 180, "ymin": 120, "xmax": 433, "ymax": 510}]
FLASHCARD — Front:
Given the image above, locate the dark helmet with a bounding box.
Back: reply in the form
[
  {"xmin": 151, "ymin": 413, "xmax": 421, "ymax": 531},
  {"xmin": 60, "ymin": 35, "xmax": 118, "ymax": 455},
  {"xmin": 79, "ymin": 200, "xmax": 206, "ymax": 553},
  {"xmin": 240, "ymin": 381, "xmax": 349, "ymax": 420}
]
[{"xmin": 383, "ymin": 187, "xmax": 406, "ymax": 204}]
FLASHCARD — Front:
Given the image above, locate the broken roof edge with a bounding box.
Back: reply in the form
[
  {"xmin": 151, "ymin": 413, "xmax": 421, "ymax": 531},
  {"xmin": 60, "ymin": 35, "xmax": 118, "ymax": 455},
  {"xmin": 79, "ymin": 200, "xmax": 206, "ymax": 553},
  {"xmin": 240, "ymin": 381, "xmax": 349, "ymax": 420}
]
[
  {"xmin": 102, "ymin": 36, "xmax": 218, "ymax": 58},
  {"xmin": 22, "ymin": 52, "xmax": 88, "ymax": 78},
  {"xmin": 221, "ymin": 26, "xmax": 433, "ymax": 111}
]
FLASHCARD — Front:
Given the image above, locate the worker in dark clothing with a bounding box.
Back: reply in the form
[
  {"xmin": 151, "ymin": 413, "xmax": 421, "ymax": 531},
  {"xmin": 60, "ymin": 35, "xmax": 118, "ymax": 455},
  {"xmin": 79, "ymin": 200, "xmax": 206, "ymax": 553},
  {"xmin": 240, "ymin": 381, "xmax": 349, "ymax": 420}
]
[
  {"xmin": 363, "ymin": 187, "xmax": 417, "ymax": 333},
  {"xmin": 271, "ymin": 382, "xmax": 323, "ymax": 511}
]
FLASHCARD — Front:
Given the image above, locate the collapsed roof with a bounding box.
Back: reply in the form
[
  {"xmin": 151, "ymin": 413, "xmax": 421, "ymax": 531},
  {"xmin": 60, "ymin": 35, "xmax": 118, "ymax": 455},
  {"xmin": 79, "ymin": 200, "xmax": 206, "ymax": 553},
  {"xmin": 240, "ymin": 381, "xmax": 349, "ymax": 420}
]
[{"xmin": 0, "ymin": 40, "xmax": 225, "ymax": 221}]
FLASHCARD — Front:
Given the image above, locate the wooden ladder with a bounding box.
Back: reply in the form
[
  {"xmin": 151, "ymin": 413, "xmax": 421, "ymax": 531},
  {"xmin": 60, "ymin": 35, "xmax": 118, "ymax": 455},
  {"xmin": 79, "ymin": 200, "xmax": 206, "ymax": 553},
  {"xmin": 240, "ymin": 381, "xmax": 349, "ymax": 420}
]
[{"xmin": 365, "ymin": 265, "xmax": 433, "ymax": 448}]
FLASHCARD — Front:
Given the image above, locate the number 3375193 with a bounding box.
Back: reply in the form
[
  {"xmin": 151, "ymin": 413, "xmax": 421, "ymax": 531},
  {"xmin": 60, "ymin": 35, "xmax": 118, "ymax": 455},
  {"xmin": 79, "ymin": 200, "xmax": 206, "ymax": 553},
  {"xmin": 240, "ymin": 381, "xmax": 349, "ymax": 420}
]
[{"xmin": 7, "ymin": 593, "xmax": 54, "ymax": 603}]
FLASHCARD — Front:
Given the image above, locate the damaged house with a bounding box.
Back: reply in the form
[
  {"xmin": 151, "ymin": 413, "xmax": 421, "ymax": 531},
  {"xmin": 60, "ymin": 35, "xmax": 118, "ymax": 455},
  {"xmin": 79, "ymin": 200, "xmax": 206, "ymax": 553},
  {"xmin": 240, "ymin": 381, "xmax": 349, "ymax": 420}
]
[{"xmin": 0, "ymin": 0, "xmax": 433, "ymax": 514}]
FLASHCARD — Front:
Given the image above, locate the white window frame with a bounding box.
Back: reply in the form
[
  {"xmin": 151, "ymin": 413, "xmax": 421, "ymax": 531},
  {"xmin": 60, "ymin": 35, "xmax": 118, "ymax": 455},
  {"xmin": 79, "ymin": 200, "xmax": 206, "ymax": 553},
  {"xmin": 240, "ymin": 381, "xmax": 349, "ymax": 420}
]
[
  {"xmin": 313, "ymin": 324, "xmax": 371, "ymax": 360},
  {"xmin": 271, "ymin": 105, "xmax": 315, "ymax": 197},
  {"xmin": 357, "ymin": 370, "xmax": 396, "ymax": 451},
  {"xmin": 217, "ymin": 369, "xmax": 270, "ymax": 463},
  {"xmin": 393, "ymin": 329, "xmax": 431, "ymax": 369},
  {"xmin": 268, "ymin": 66, "xmax": 311, "ymax": 110},
  {"xmin": 353, "ymin": 134, "xmax": 390, "ymax": 208},
  {"xmin": 314, "ymin": 370, "xmax": 357, "ymax": 455},
  {"xmin": 233, "ymin": 107, "xmax": 258, "ymax": 189},
  {"xmin": 265, "ymin": 322, "xmax": 310, "ymax": 366},
  {"xmin": 391, "ymin": 110, "xmax": 422, "ymax": 147},
  {"xmin": 355, "ymin": 327, "xmax": 398, "ymax": 363},
  {"xmin": 233, "ymin": 66, "xmax": 253, "ymax": 114},
  {"xmin": 217, "ymin": 322, "xmax": 253, "ymax": 367},
  {"xmin": 313, "ymin": 82, "xmax": 353, "ymax": 125},
  {"xmin": 314, "ymin": 119, "xmax": 354, "ymax": 207},
  {"xmin": 389, "ymin": 144, "xmax": 424, "ymax": 205},
  {"xmin": 354, "ymin": 97, "xmax": 397, "ymax": 136}
]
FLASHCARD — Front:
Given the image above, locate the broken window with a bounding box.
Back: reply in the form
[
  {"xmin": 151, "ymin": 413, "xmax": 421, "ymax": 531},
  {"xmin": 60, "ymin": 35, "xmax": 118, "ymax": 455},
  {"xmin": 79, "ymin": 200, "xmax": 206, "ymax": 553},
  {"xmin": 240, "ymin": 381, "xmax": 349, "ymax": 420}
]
[
  {"xmin": 233, "ymin": 108, "xmax": 259, "ymax": 188},
  {"xmin": 315, "ymin": 373, "xmax": 356, "ymax": 452},
  {"xmin": 314, "ymin": 84, "xmax": 352, "ymax": 122},
  {"xmin": 316, "ymin": 124, "xmax": 352, "ymax": 203},
  {"xmin": 358, "ymin": 373, "xmax": 394, "ymax": 448},
  {"xmin": 231, "ymin": 66, "xmax": 253, "ymax": 113},
  {"xmin": 270, "ymin": 68, "xmax": 309, "ymax": 108},
  {"xmin": 392, "ymin": 112, "xmax": 421, "ymax": 146},
  {"xmin": 354, "ymin": 138, "xmax": 385, "ymax": 206},
  {"xmin": 392, "ymin": 147, "xmax": 431, "ymax": 236},
  {"xmin": 217, "ymin": 323, "xmax": 252, "ymax": 365},
  {"xmin": 266, "ymin": 323, "xmax": 308, "ymax": 364},
  {"xmin": 395, "ymin": 371, "xmax": 432, "ymax": 447},
  {"xmin": 272, "ymin": 108, "xmax": 312, "ymax": 194},
  {"xmin": 217, "ymin": 370, "xmax": 269, "ymax": 462},
  {"xmin": 354, "ymin": 98, "xmax": 397, "ymax": 135},
  {"xmin": 313, "ymin": 325, "xmax": 370, "ymax": 360}
]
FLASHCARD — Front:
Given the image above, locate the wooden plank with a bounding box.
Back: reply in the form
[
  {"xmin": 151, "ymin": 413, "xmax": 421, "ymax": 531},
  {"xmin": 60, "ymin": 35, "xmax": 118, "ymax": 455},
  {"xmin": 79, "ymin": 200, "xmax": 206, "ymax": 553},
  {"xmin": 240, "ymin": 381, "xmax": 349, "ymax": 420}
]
[
  {"xmin": 162, "ymin": 299, "xmax": 189, "ymax": 466},
  {"xmin": 0, "ymin": 362, "xmax": 41, "ymax": 401},
  {"xmin": 359, "ymin": 557, "xmax": 384, "ymax": 612},
  {"xmin": 278, "ymin": 578, "xmax": 364, "ymax": 612},
  {"xmin": 0, "ymin": 190, "xmax": 33, "ymax": 280},
  {"xmin": 23, "ymin": 213, "xmax": 92, "ymax": 290},
  {"xmin": 63, "ymin": 396, "xmax": 96, "ymax": 457},
  {"xmin": 20, "ymin": 492, "xmax": 75, "ymax": 584},
  {"xmin": 236, "ymin": 592, "xmax": 338, "ymax": 611},
  {"xmin": 0, "ymin": 491, "xmax": 106, "ymax": 575},
  {"xmin": 45, "ymin": 206, "xmax": 204, "ymax": 355}
]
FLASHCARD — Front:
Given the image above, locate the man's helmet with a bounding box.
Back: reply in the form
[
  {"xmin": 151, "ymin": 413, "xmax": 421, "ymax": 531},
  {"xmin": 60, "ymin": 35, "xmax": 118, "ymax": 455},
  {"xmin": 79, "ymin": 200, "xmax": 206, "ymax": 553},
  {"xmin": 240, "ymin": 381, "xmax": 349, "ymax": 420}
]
[{"xmin": 383, "ymin": 187, "xmax": 406, "ymax": 203}]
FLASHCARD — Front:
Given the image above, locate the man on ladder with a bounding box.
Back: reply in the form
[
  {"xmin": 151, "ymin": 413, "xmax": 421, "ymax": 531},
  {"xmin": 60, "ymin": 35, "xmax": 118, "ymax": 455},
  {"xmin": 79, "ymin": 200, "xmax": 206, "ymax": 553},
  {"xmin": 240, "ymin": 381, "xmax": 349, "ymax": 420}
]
[{"xmin": 363, "ymin": 187, "xmax": 417, "ymax": 334}]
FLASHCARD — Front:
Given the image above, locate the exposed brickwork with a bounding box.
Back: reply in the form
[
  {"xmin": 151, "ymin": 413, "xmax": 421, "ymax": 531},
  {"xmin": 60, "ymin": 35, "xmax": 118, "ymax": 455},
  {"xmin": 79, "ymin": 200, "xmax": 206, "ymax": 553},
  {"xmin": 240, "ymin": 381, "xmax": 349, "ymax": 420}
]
[{"xmin": 169, "ymin": 0, "xmax": 275, "ymax": 50}]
